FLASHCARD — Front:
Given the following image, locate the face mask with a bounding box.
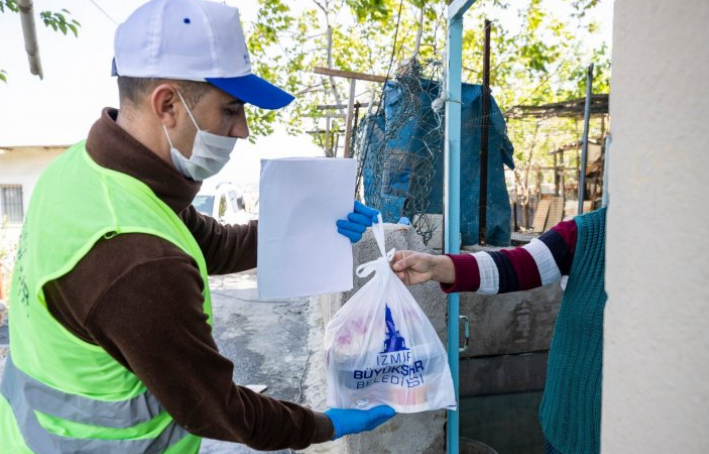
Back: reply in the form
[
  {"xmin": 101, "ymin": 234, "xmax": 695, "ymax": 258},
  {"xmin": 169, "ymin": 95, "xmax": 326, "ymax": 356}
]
[{"xmin": 163, "ymin": 91, "xmax": 238, "ymax": 181}]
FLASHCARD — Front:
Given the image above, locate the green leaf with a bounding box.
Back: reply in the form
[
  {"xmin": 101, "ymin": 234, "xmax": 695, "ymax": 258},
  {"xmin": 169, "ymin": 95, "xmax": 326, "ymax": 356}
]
[
  {"xmin": 239, "ymin": 0, "xmax": 608, "ymax": 145},
  {"xmin": 34, "ymin": 8, "xmax": 80, "ymax": 37},
  {"xmin": 1, "ymin": 0, "xmax": 19, "ymax": 13}
]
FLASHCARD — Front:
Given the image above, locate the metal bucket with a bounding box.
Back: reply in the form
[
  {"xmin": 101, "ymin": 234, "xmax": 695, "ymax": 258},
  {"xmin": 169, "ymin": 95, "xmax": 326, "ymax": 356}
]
[{"xmin": 460, "ymin": 437, "xmax": 499, "ymax": 454}]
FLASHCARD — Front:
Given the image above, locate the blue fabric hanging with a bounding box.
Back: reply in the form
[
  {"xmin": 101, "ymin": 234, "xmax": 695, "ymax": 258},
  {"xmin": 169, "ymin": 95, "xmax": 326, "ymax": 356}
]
[{"xmin": 359, "ymin": 78, "xmax": 515, "ymax": 246}]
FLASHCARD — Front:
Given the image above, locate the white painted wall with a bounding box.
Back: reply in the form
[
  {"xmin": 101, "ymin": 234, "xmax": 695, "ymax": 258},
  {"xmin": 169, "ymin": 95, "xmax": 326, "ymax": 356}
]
[
  {"xmin": 0, "ymin": 148, "xmax": 65, "ymax": 225},
  {"xmin": 604, "ymin": 0, "xmax": 709, "ymax": 453}
]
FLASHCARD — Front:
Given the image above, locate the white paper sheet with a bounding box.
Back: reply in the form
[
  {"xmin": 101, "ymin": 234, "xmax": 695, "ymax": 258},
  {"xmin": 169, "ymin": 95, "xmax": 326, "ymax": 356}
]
[{"xmin": 257, "ymin": 158, "xmax": 357, "ymax": 299}]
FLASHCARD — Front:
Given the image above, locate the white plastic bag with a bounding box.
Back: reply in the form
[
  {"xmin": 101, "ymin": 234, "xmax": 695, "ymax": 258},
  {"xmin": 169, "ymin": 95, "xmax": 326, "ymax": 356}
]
[{"xmin": 324, "ymin": 217, "xmax": 457, "ymax": 413}]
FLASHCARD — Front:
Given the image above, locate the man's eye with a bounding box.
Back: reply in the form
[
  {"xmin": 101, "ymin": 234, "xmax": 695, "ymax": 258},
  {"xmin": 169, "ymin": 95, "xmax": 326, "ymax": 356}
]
[{"xmin": 224, "ymin": 106, "xmax": 242, "ymax": 117}]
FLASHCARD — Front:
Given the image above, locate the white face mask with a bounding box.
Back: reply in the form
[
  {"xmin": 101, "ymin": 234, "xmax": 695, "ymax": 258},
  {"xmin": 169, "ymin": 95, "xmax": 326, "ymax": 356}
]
[{"xmin": 163, "ymin": 91, "xmax": 238, "ymax": 181}]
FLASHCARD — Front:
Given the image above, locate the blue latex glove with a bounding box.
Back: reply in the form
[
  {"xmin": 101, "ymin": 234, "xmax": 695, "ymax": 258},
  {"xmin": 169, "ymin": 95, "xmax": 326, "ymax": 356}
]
[
  {"xmin": 324, "ymin": 405, "xmax": 396, "ymax": 439},
  {"xmin": 336, "ymin": 201, "xmax": 380, "ymax": 243}
]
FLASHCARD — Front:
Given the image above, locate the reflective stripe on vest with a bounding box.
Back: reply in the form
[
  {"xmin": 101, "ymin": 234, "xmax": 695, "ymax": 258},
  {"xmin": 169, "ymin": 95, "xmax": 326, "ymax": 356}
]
[{"xmin": 1, "ymin": 354, "xmax": 189, "ymax": 454}]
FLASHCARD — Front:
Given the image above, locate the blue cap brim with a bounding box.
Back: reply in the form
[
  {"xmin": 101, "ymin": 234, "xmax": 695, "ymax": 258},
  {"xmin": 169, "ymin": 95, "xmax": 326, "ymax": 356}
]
[{"xmin": 206, "ymin": 74, "xmax": 294, "ymax": 110}]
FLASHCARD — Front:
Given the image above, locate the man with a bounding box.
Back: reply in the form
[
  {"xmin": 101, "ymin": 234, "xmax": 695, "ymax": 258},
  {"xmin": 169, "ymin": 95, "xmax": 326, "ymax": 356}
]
[
  {"xmin": 0, "ymin": 0, "xmax": 393, "ymax": 452},
  {"xmin": 391, "ymin": 208, "xmax": 607, "ymax": 454}
]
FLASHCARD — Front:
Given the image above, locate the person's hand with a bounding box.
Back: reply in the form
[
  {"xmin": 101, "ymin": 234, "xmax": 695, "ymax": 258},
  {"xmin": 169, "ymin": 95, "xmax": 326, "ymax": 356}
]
[
  {"xmin": 391, "ymin": 250, "xmax": 455, "ymax": 285},
  {"xmin": 324, "ymin": 405, "xmax": 396, "ymax": 439},
  {"xmin": 336, "ymin": 201, "xmax": 379, "ymax": 243}
]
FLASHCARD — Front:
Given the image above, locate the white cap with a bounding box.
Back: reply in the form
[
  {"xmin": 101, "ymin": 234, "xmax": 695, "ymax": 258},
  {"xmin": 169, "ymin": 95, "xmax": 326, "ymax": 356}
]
[{"xmin": 112, "ymin": 0, "xmax": 294, "ymax": 109}]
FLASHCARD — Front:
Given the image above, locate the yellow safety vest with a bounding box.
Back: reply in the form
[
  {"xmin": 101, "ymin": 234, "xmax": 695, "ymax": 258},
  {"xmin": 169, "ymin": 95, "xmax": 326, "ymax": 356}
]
[{"xmin": 0, "ymin": 141, "xmax": 211, "ymax": 453}]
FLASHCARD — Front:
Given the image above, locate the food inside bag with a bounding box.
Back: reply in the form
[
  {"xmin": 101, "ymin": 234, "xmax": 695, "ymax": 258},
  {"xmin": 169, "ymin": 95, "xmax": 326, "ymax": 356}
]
[{"xmin": 324, "ymin": 217, "xmax": 457, "ymax": 413}]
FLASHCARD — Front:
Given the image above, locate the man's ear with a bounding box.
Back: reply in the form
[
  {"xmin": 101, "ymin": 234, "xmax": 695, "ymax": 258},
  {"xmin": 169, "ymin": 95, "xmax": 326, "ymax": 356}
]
[{"xmin": 151, "ymin": 84, "xmax": 180, "ymax": 128}]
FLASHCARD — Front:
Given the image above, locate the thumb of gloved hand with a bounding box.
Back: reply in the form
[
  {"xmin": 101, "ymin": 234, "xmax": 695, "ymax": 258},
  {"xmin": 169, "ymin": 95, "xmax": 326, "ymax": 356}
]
[{"xmin": 324, "ymin": 405, "xmax": 396, "ymax": 439}]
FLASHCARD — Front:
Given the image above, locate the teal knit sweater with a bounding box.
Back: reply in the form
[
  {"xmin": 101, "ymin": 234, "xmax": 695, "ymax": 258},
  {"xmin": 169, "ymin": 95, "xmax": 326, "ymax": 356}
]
[{"xmin": 539, "ymin": 207, "xmax": 607, "ymax": 454}]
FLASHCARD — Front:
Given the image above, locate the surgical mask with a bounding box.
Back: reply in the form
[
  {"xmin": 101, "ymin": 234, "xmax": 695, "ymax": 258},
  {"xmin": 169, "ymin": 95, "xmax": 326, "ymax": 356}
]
[{"xmin": 163, "ymin": 91, "xmax": 238, "ymax": 181}]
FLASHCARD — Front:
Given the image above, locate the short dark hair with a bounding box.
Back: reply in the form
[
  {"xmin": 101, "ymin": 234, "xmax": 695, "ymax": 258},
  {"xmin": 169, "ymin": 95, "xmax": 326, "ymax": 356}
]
[{"xmin": 117, "ymin": 76, "xmax": 210, "ymax": 108}]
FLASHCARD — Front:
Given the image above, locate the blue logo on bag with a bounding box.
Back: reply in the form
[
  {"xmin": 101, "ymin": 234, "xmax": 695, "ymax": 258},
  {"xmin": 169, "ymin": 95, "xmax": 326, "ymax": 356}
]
[
  {"xmin": 381, "ymin": 305, "xmax": 408, "ymax": 353},
  {"xmin": 351, "ymin": 304, "xmax": 425, "ymax": 390}
]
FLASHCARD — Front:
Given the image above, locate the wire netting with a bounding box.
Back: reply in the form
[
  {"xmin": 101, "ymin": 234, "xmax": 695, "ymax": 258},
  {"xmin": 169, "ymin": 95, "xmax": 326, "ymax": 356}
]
[
  {"xmin": 352, "ymin": 60, "xmax": 516, "ymax": 246},
  {"xmin": 353, "ymin": 61, "xmax": 444, "ymax": 244}
]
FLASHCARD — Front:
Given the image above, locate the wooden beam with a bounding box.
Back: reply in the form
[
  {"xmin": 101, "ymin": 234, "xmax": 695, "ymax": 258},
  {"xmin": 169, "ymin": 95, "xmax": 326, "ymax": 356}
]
[
  {"xmin": 308, "ymin": 113, "xmax": 347, "ymax": 119},
  {"xmin": 312, "ymin": 66, "xmax": 380, "ymax": 158},
  {"xmin": 317, "ymin": 103, "xmax": 370, "ymax": 110},
  {"xmin": 317, "ymin": 104, "xmax": 348, "ymax": 110},
  {"xmin": 306, "ymin": 130, "xmax": 345, "ymax": 134},
  {"xmin": 313, "ymin": 66, "xmax": 387, "ymax": 84}
]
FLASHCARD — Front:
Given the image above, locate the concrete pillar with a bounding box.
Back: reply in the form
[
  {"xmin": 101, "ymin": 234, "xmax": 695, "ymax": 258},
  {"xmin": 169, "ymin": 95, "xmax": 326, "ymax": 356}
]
[{"xmin": 603, "ymin": 0, "xmax": 709, "ymax": 452}]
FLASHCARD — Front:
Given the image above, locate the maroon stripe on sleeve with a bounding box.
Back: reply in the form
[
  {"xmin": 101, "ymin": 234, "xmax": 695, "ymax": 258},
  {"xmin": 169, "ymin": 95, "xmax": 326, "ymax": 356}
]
[
  {"xmin": 550, "ymin": 219, "xmax": 578, "ymax": 257},
  {"xmin": 440, "ymin": 253, "xmax": 480, "ymax": 294},
  {"xmin": 500, "ymin": 247, "xmax": 542, "ymax": 291}
]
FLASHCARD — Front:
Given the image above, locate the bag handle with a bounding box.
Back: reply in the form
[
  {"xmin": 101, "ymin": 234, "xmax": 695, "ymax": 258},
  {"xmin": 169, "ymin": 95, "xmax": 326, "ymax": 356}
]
[
  {"xmin": 370, "ymin": 213, "xmax": 387, "ymax": 259},
  {"xmin": 356, "ymin": 214, "xmax": 396, "ymax": 279}
]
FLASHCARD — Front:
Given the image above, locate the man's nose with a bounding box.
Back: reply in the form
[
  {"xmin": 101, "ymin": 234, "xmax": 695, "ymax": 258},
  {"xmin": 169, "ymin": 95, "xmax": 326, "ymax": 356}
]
[{"xmin": 231, "ymin": 112, "xmax": 249, "ymax": 139}]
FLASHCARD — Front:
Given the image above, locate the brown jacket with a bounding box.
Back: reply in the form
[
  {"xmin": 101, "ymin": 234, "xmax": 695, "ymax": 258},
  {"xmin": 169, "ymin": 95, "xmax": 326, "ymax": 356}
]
[{"xmin": 43, "ymin": 108, "xmax": 333, "ymax": 450}]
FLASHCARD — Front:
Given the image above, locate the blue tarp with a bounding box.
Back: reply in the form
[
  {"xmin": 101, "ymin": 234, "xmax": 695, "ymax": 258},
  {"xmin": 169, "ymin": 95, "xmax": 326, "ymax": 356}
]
[{"xmin": 360, "ymin": 79, "xmax": 515, "ymax": 246}]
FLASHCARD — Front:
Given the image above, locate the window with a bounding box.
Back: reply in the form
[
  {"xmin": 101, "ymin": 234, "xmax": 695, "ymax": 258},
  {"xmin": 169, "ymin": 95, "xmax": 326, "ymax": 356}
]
[
  {"xmin": 0, "ymin": 185, "xmax": 23, "ymax": 224},
  {"xmin": 218, "ymin": 195, "xmax": 227, "ymax": 218},
  {"xmin": 228, "ymin": 190, "xmax": 245, "ymax": 212},
  {"xmin": 227, "ymin": 191, "xmax": 237, "ymax": 212}
]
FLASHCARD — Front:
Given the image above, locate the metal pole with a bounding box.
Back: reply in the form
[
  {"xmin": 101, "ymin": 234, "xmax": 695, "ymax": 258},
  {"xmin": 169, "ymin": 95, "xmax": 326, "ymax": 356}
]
[
  {"xmin": 561, "ymin": 150, "xmax": 566, "ymax": 198},
  {"xmin": 445, "ymin": 3, "xmax": 477, "ymax": 453},
  {"xmin": 352, "ymin": 102, "xmax": 363, "ymax": 199},
  {"xmin": 352, "ymin": 102, "xmax": 362, "ymax": 144},
  {"xmin": 478, "ymin": 19, "xmax": 492, "ymax": 245},
  {"xmin": 513, "ymin": 175, "xmax": 519, "ymax": 232},
  {"xmin": 445, "ymin": 13, "xmax": 463, "ymax": 454},
  {"xmin": 554, "ymin": 153, "xmax": 560, "ymax": 196},
  {"xmin": 602, "ymin": 133, "xmax": 612, "ymax": 207},
  {"xmin": 325, "ymin": 117, "xmax": 331, "ymax": 157},
  {"xmin": 577, "ymin": 64, "xmax": 594, "ymax": 215},
  {"xmin": 344, "ymin": 79, "xmax": 357, "ymax": 158},
  {"xmin": 18, "ymin": 0, "xmax": 43, "ymax": 79}
]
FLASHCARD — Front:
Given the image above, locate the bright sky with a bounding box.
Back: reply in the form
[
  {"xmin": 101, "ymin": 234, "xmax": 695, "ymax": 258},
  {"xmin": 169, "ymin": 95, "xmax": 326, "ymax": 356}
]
[
  {"xmin": 0, "ymin": 0, "xmax": 321, "ymax": 190},
  {"xmin": 0, "ymin": 0, "xmax": 613, "ymax": 189}
]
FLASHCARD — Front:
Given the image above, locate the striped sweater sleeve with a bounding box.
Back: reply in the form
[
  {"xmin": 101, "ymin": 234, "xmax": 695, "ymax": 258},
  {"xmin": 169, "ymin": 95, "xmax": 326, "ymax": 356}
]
[{"xmin": 440, "ymin": 219, "xmax": 577, "ymax": 294}]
